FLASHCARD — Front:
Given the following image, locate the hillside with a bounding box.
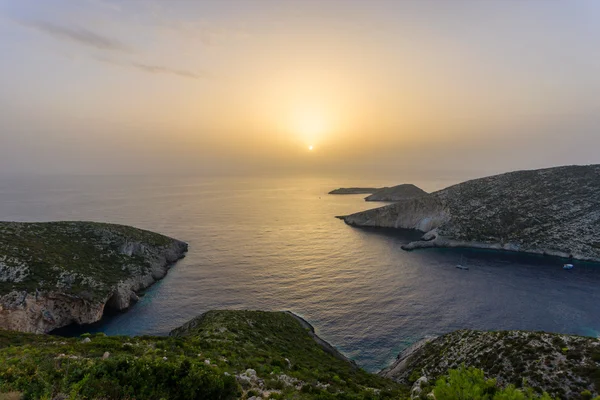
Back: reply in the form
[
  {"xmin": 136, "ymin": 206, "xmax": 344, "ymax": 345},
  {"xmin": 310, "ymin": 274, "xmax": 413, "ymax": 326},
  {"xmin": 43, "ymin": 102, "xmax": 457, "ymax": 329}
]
[
  {"xmin": 0, "ymin": 221, "xmax": 187, "ymax": 333},
  {"xmin": 0, "ymin": 310, "xmax": 589, "ymax": 399},
  {"xmin": 365, "ymin": 184, "xmax": 428, "ymax": 202},
  {"xmin": 340, "ymin": 165, "xmax": 600, "ymax": 261},
  {"xmin": 0, "ymin": 310, "xmax": 406, "ymax": 399},
  {"xmin": 381, "ymin": 329, "xmax": 600, "ymax": 399}
]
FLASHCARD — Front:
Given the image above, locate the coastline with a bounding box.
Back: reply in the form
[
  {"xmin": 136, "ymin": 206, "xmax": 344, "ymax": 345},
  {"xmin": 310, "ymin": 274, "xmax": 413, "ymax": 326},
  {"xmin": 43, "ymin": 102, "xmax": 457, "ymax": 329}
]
[
  {"xmin": 401, "ymin": 235, "xmax": 600, "ymax": 263},
  {"xmin": 338, "ymin": 216, "xmax": 600, "ymax": 264},
  {"xmin": 106, "ymin": 239, "xmax": 188, "ymax": 311},
  {"xmin": 284, "ymin": 311, "xmax": 358, "ymax": 367},
  {"xmin": 0, "ymin": 233, "xmax": 188, "ymax": 334},
  {"xmin": 379, "ymin": 336, "xmax": 437, "ymax": 378}
]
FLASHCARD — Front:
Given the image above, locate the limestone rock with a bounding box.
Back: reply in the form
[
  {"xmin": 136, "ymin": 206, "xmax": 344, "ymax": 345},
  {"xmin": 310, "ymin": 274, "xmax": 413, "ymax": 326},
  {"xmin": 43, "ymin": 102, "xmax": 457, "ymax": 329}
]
[
  {"xmin": 0, "ymin": 221, "xmax": 188, "ymax": 333},
  {"xmin": 340, "ymin": 165, "xmax": 600, "ymax": 262},
  {"xmin": 381, "ymin": 329, "xmax": 600, "ymax": 399}
]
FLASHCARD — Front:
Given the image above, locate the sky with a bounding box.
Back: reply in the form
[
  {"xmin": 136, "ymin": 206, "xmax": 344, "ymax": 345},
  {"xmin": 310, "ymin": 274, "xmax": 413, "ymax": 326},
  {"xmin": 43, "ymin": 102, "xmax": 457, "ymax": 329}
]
[{"xmin": 1, "ymin": 0, "xmax": 599, "ymax": 179}]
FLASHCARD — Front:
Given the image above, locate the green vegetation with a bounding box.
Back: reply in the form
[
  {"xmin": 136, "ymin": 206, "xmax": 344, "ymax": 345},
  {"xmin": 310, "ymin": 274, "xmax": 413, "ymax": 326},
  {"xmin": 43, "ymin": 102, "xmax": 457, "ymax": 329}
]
[
  {"xmin": 0, "ymin": 221, "xmax": 183, "ymax": 299},
  {"xmin": 0, "ymin": 310, "xmax": 408, "ymax": 399},
  {"xmin": 1, "ymin": 311, "xmax": 597, "ymax": 399},
  {"xmin": 386, "ymin": 329, "xmax": 600, "ymax": 399},
  {"xmin": 426, "ymin": 365, "xmax": 554, "ymax": 400}
]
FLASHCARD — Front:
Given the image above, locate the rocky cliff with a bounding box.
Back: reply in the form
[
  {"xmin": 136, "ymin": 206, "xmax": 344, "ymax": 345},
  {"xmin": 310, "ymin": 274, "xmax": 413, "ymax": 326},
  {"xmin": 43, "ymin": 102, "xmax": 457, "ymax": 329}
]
[
  {"xmin": 0, "ymin": 221, "xmax": 187, "ymax": 333},
  {"xmin": 365, "ymin": 184, "xmax": 429, "ymax": 202},
  {"xmin": 340, "ymin": 165, "xmax": 600, "ymax": 262},
  {"xmin": 339, "ymin": 195, "xmax": 449, "ymax": 233},
  {"xmin": 380, "ymin": 329, "xmax": 600, "ymax": 399}
]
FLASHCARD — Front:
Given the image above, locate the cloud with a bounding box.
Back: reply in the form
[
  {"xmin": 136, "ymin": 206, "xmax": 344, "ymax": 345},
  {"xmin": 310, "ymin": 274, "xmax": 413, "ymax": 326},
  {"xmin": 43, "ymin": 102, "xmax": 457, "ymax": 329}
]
[
  {"xmin": 23, "ymin": 20, "xmax": 130, "ymax": 52},
  {"xmin": 129, "ymin": 62, "xmax": 206, "ymax": 79},
  {"xmin": 97, "ymin": 57, "xmax": 209, "ymax": 80},
  {"xmin": 20, "ymin": 19, "xmax": 208, "ymax": 80}
]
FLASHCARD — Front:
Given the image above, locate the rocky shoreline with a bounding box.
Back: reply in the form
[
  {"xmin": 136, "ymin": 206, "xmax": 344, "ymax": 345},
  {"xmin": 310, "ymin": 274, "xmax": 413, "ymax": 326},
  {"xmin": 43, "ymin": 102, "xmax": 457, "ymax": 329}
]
[
  {"xmin": 0, "ymin": 222, "xmax": 188, "ymax": 333},
  {"xmin": 401, "ymin": 229, "xmax": 600, "ymax": 263},
  {"xmin": 339, "ymin": 165, "xmax": 600, "ymax": 263},
  {"xmin": 379, "ymin": 336, "xmax": 437, "ymax": 379},
  {"xmin": 284, "ymin": 311, "xmax": 358, "ymax": 366}
]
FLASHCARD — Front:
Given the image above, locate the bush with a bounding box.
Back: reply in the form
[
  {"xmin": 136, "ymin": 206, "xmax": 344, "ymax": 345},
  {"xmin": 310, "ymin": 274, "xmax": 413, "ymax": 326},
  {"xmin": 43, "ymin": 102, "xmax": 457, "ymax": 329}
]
[
  {"xmin": 433, "ymin": 365, "xmax": 554, "ymax": 400},
  {"xmin": 581, "ymin": 390, "xmax": 593, "ymax": 400},
  {"xmin": 2, "ymin": 356, "xmax": 240, "ymax": 400}
]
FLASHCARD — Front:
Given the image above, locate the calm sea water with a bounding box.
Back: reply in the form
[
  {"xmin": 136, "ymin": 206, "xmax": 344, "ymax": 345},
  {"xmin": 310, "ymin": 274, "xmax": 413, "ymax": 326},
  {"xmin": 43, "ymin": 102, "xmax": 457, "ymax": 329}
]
[{"xmin": 1, "ymin": 175, "xmax": 600, "ymax": 372}]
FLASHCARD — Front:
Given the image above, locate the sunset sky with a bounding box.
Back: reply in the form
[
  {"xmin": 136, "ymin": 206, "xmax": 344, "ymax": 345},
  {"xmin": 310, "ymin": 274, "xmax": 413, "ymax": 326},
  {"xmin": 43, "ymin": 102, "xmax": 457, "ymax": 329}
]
[{"xmin": 1, "ymin": 0, "xmax": 599, "ymax": 178}]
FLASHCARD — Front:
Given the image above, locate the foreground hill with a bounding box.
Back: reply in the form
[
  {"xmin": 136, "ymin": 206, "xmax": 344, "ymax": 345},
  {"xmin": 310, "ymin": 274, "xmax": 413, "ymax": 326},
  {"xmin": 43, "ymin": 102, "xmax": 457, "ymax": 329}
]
[
  {"xmin": 340, "ymin": 165, "xmax": 600, "ymax": 262},
  {"xmin": 381, "ymin": 329, "xmax": 600, "ymax": 399},
  {"xmin": 364, "ymin": 184, "xmax": 429, "ymax": 202},
  {"xmin": 0, "ymin": 310, "xmax": 406, "ymax": 399},
  {"xmin": 0, "ymin": 310, "xmax": 588, "ymax": 399},
  {"xmin": 0, "ymin": 221, "xmax": 187, "ymax": 333}
]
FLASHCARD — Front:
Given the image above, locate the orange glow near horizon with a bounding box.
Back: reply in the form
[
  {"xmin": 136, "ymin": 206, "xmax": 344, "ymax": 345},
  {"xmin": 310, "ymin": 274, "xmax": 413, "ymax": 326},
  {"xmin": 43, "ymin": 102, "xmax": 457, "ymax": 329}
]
[{"xmin": 2, "ymin": 1, "xmax": 599, "ymax": 175}]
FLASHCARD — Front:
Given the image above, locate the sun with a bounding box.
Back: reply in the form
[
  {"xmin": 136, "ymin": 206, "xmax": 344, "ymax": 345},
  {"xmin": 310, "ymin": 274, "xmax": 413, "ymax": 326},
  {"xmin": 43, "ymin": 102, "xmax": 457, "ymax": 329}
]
[{"xmin": 308, "ymin": 145, "xmax": 313, "ymax": 151}]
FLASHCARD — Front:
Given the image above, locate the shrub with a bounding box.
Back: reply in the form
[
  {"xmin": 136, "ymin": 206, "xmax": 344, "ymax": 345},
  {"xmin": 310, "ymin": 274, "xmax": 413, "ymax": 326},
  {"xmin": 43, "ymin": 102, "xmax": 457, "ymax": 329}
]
[
  {"xmin": 581, "ymin": 390, "xmax": 593, "ymax": 400},
  {"xmin": 433, "ymin": 365, "xmax": 555, "ymax": 400}
]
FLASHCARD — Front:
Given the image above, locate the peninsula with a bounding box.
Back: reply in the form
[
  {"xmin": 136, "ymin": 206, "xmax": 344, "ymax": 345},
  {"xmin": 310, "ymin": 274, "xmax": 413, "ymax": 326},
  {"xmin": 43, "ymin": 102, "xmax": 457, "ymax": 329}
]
[
  {"xmin": 328, "ymin": 187, "xmax": 381, "ymax": 194},
  {"xmin": 364, "ymin": 184, "xmax": 429, "ymax": 202},
  {"xmin": 328, "ymin": 184, "xmax": 429, "ymax": 201},
  {"xmin": 0, "ymin": 221, "xmax": 188, "ymax": 333},
  {"xmin": 339, "ymin": 165, "xmax": 600, "ymax": 262}
]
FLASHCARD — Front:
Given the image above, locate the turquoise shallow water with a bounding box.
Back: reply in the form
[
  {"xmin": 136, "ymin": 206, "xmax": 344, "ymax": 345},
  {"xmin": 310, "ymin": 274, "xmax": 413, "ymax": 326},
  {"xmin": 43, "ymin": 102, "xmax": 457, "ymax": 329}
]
[{"xmin": 1, "ymin": 175, "xmax": 600, "ymax": 372}]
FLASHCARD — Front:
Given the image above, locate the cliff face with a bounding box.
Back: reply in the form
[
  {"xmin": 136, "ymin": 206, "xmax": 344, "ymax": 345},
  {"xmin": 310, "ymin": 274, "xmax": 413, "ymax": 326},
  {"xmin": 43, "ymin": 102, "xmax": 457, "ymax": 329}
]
[
  {"xmin": 0, "ymin": 222, "xmax": 187, "ymax": 333},
  {"xmin": 341, "ymin": 196, "xmax": 449, "ymax": 232},
  {"xmin": 380, "ymin": 329, "xmax": 600, "ymax": 398},
  {"xmin": 365, "ymin": 184, "xmax": 429, "ymax": 202},
  {"xmin": 340, "ymin": 165, "xmax": 600, "ymax": 261}
]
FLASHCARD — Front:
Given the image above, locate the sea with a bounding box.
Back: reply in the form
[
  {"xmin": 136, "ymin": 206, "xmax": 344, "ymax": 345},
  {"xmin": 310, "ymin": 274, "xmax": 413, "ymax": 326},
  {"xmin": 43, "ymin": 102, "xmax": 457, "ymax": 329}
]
[{"xmin": 1, "ymin": 174, "xmax": 599, "ymax": 372}]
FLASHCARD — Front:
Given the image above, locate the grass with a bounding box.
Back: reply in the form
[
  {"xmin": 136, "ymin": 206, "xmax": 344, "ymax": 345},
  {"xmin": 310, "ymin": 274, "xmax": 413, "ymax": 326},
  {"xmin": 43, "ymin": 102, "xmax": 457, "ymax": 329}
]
[
  {"xmin": 0, "ymin": 310, "xmax": 408, "ymax": 399},
  {"xmin": 0, "ymin": 221, "xmax": 182, "ymax": 299}
]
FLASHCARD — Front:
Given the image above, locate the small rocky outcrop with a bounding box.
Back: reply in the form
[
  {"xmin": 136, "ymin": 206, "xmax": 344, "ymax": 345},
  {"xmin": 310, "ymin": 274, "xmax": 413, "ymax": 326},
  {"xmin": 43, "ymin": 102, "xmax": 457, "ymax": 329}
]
[
  {"xmin": 328, "ymin": 187, "xmax": 381, "ymax": 195},
  {"xmin": 365, "ymin": 184, "xmax": 429, "ymax": 202},
  {"xmin": 380, "ymin": 329, "xmax": 600, "ymax": 398},
  {"xmin": 0, "ymin": 221, "xmax": 188, "ymax": 333},
  {"xmin": 340, "ymin": 165, "xmax": 600, "ymax": 262}
]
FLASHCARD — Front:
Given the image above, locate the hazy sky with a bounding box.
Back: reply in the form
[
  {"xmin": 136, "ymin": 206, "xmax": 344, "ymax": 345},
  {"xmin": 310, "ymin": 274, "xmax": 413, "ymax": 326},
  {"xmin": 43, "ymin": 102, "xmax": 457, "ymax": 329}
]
[{"xmin": 1, "ymin": 0, "xmax": 599, "ymax": 178}]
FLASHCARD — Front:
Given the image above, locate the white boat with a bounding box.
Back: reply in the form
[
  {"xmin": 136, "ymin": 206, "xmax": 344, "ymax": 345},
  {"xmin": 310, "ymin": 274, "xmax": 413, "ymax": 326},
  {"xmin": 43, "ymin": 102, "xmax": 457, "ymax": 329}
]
[
  {"xmin": 456, "ymin": 255, "xmax": 469, "ymax": 270},
  {"xmin": 563, "ymin": 264, "xmax": 574, "ymax": 270}
]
